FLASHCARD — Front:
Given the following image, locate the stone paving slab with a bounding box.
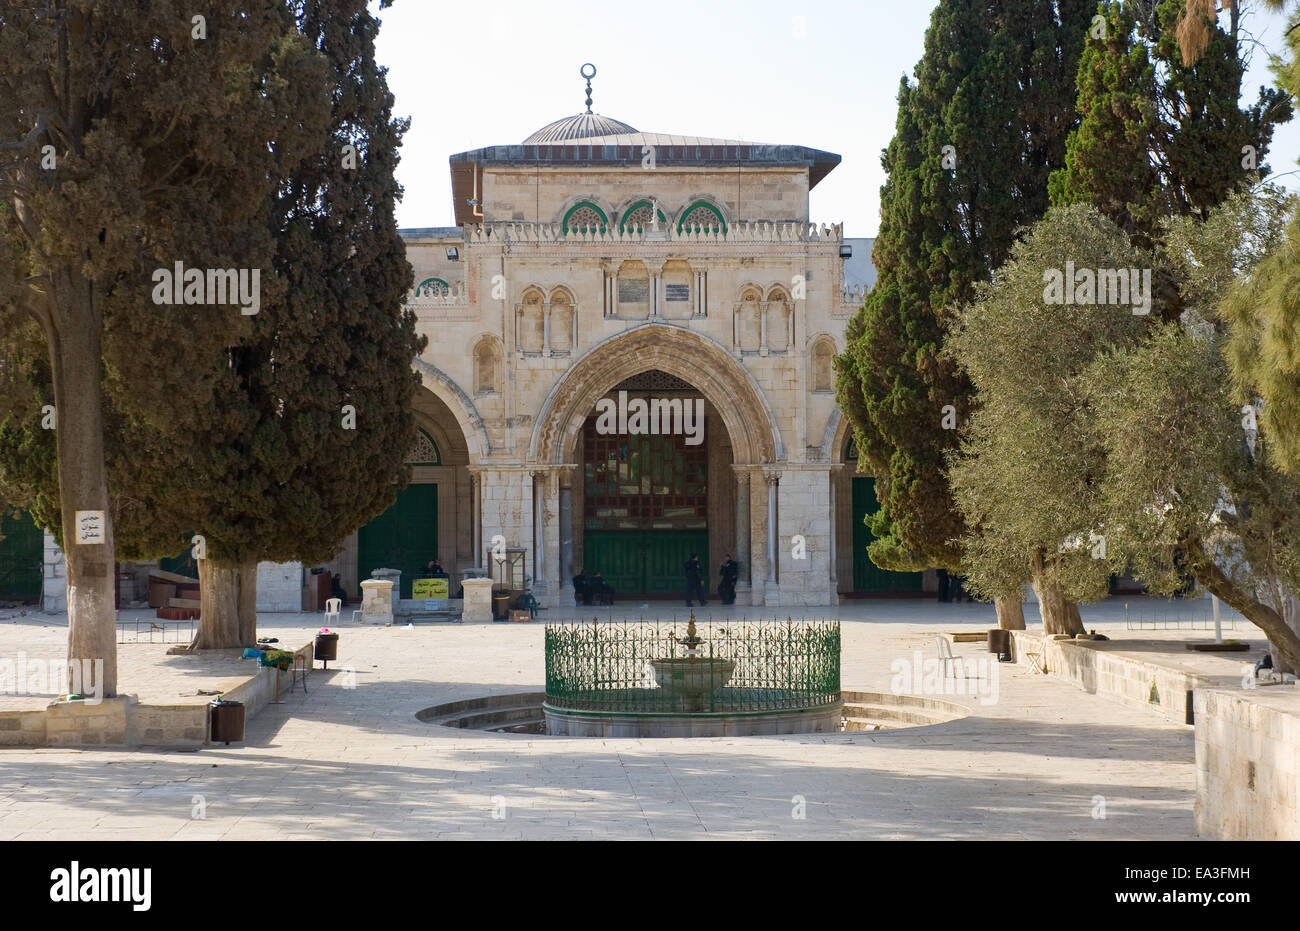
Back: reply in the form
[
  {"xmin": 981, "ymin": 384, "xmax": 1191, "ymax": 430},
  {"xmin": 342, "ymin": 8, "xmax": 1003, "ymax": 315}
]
[{"xmin": 0, "ymin": 596, "xmax": 1232, "ymax": 839}]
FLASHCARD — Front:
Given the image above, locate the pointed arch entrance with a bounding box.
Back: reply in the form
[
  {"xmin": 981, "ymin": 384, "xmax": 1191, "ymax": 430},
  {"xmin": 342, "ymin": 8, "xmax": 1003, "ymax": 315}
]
[{"xmin": 530, "ymin": 325, "xmax": 782, "ymax": 601}]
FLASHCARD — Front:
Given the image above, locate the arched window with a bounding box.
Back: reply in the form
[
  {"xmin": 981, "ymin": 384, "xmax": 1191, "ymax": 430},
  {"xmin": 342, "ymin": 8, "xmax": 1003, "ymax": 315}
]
[
  {"xmin": 619, "ymin": 199, "xmax": 667, "ymax": 233},
  {"xmin": 406, "ymin": 428, "xmax": 442, "ymax": 465},
  {"xmin": 518, "ymin": 288, "xmax": 544, "ymax": 354},
  {"xmin": 767, "ymin": 286, "xmax": 790, "ymax": 303},
  {"xmin": 549, "ymin": 287, "xmax": 574, "ymax": 353},
  {"xmin": 474, "ymin": 337, "xmax": 501, "ymax": 394},
  {"xmin": 812, "ymin": 337, "xmax": 836, "ymax": 392},
  {"xmin": 678, "ymin": 200, "xmax": 727, "ymax": 234},
  {"xmin": 415, "ymin": 277, "xmax": 450, "ymax": 298},
  {"xmin": 562, "ymin": 201, "xmax": 608, "ymax": 235}
]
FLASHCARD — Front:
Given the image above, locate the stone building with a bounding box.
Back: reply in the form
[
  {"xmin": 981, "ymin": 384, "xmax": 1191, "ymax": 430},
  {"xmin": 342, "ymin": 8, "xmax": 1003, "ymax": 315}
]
[{"xmin": 19, "ymin": 76, "xmax": 930, "ymax": 613}]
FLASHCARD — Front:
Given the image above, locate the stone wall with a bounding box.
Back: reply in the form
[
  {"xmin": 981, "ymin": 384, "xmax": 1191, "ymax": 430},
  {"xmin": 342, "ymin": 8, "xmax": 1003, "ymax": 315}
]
[
  {"xmin": 1195, "ymin": 687, "xmax": 1300, "ymax": 840},
  {"xmin": 256, "ymin": 561, "xmax": 303, "ymax": 613},
  {"xmin": 42, "ymin": 532, "xmax": 65, "ymax": 614},
  {"xmin": 1010, "ymin": 630, "xmax": 1202, "ymax": 724}
]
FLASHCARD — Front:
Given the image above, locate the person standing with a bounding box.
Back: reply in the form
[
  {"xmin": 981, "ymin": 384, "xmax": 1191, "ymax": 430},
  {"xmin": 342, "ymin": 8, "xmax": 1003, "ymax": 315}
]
[
  {"xmin": 684, "ymin": 553, "xmax": 707, "ymax": 607},
  {"xmin": 718, "ymin": 554, "xmax": 739, "ymax": 605}
]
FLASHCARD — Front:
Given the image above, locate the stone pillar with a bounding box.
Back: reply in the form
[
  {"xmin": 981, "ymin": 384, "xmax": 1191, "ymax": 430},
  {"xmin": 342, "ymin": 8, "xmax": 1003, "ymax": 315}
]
[
  {"xmin": 43, "ymin": 532, "xmax": 67, "ymax": 614},
  {"xmin": 469, "ymin": 471, "xmax": 481, "ymax": 566},
  {"xmin": 359, "ymin": 579, "xmax": 394, "ymax": 625},
  {"xmin": 828, "ymin": 467, "xmax": 839, "ymax": 598},
  {"xmin": 774, "ymin": 467, "xmax": 834, "ymax": 607},
  {"xmin": 461, "ymin": 578, "xmax": 494, "ymax": 623},
  {"xmin": 559, "ymin": 468, "xmax": 574, "ymax": 600},
  {"xmin": 764, "ymin": 469, "xmax": 780, "ymax": 606},
  {"xmin": 543, "ymin": 304, "xmax": 552, "ymax": 357},
  {"xmin": 733, "ymin": 466, "xmax": 752, "ymax": 605},
  {"xmin": 478, "ymin": 468, "xmax": 534, "ymax": 579}
]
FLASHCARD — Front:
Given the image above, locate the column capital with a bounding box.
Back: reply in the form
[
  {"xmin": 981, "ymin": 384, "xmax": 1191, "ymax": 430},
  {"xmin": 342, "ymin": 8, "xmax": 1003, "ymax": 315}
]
[{"xmin": 762, "ymin": 468, "xmax": 782, "ymax": 486}]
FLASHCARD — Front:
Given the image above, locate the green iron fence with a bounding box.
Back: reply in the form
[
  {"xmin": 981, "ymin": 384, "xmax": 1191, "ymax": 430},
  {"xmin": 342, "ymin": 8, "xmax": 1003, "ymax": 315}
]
[{"xmin": 545, "ymin": 618, "xmax": 841, "ymax": 714}]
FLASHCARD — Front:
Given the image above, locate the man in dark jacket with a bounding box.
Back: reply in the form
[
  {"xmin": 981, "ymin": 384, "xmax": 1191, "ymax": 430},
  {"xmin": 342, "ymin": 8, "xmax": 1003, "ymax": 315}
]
[
  {"xmin": 718, "ymin": 554, "xmax": 739, "ymax": 605},
  {"xmin": 684, "ymin": 553, "xmax": 707, "ymax": 607}
]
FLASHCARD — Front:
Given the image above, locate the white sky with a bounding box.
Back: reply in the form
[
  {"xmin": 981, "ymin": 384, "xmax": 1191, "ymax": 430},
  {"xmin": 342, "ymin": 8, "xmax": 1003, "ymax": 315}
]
[{"xmin": 375, "ymin": 0, "xmax": 1300, "ymax": 237}]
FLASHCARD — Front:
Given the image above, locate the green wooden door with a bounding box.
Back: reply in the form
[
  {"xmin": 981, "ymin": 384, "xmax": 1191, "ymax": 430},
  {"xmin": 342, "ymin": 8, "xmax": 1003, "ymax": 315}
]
[
  {"xmin": 851, "ymin": 477, "xmax": 923, "ymax": 593},
  {"xmin": 584, "ymin": 530, "xmax": 709, "ymax": 596},
  {"xmin": 357, "ymin": 483, "xmax": 437, "ymax": 599},
  {"xmin": 0, "ymin": 508, "xmax": 42, "ymax": 603}
]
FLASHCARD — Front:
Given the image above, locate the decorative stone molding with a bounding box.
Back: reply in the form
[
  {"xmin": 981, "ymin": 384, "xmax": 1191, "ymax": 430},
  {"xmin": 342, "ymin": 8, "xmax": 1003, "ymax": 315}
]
[{"xmin": 529, "ymin": 324, "xmax": 784, "ymax": 466}]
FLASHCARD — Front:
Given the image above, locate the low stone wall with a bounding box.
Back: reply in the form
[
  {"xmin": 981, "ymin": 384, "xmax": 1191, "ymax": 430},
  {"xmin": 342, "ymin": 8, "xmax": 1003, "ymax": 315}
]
[
  {"xmin": 1010, "ymin": 630, "xmax": 1211, "ymax": 724},
  {"xmin": 0, "ymin": 639, "xmax": 313, "ymax": 749},
  {"xmin": 1195, "ymin": 687, "xmax": 1300, "ymax": 840}
]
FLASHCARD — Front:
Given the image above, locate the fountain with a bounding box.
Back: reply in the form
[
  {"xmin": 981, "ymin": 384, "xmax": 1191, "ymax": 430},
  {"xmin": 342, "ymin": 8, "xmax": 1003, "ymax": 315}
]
[
  {"xmin": 649, "ymin": 613, "xmax": 736, "ymax": 712},
  {"xmin": 542, "ymin": 614, "xmax": 843, "ymax": 737}
]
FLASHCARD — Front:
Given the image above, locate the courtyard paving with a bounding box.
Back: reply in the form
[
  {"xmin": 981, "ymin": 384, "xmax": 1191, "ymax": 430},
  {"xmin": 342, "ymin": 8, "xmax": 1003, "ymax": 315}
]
[{"xmin": 0, "ymin": 596, "xmax": 1258, "ymax": 840}]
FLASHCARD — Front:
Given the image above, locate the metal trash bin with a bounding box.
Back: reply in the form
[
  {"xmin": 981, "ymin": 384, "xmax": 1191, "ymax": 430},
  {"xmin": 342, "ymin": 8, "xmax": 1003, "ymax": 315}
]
[
  {"xmin": 492, "ymin": 593, "xmax": 511, "ymax": 621},
  {"xmin": 314, "ymin": 631, "xmax": 339, "ymax": 668},
  {"xmin": 987, "ymin": 628, "xmax": 1012, "ymax": 661},
  {"xmin": 209, "ymin": 698, "xmax": 245, "ymax": 745}
]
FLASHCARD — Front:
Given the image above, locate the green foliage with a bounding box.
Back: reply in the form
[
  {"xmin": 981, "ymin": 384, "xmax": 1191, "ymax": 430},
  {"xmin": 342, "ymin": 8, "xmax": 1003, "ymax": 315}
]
[
  {"xmin": 836, "ymin": 0, "xmax": 1095, "ymax": 572},
  {"xmin": 0, "ymin": 2, "xmax": 423, "ymax": 568},
  {"xmin": 1050, "ymin": 0, "xmax": 1290, "ymax": 250},
  {"xmin": 947, "ymin": 205, "xmax": 1151, "ymax": 602}
]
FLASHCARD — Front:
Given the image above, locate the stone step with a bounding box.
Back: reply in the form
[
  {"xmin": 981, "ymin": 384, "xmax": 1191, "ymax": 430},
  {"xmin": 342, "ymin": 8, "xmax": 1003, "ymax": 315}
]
[
  {"xmin": 429, "ymin": 704, "xmax": 543, "ymax": 730},
  {"xmin": 841, "ymin": 703, "xmax": 949, "ymax": 726}
]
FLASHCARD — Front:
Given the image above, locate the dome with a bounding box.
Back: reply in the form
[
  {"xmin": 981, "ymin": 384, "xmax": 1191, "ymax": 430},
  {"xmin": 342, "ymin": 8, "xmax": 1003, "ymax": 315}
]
[{"xmin": 524, "ymin": 112, "xmax": 638, "ymax": 144}]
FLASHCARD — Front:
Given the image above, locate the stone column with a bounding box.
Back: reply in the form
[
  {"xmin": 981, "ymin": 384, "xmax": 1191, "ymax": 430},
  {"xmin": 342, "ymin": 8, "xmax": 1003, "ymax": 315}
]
[
  {"xmin": 828, "ymin": 466, "xmax": 839, "ymax": 598},
  {"xmin": 532, "ymin": 471, "xmax": 545, "ymax": 596},
  {"xmin": 559, "ymin": 467, "xmax": 574, "ymax": 600},
  {"xmin": 543, "ymin": 303, "xmax": 552, "ymax": 357},
  {"xmin": 764, "ymin": 469, "xmax": 780, "ymax": 606},
  {"xmin": 469, "ymin": 471, "xmax": 481, "ymax": 567},
  {"xmin": 733, "ymin": 466, "xmax": 752, "ymax": 605}
]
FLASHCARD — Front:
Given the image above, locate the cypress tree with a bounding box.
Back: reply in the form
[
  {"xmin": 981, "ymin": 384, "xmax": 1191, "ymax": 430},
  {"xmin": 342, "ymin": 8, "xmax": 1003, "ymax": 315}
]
[
  {"xmin": 836, "ymin": 0, "xmax": 1094, "ymax": 625},
  {"xmin": 0, "ymin": 2, "xmax": 320, "ymax": 694}
]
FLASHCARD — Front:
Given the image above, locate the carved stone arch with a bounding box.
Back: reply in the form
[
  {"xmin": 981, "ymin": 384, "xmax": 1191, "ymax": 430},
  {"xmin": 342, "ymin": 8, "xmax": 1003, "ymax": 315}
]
[
  {"xmin": 677, "ymin": 195, "xmax": 728, "ymax": 234},
  {"xmin": 616, "ymin": 197, "xmax": 670, "ymax": 233},
  {"xmin": 557, "ymin": 196, "xmax": 610, "ymax": 235},
  {"xmin": 529, "ymin": 324, "xmax": 784, "ymax": 466},
  {"xmin": 824, "ymin": 406, "xmax": 855, "ymax": 465},
  {"xmin": 411, "ymin": 356, "xmax": 490, "ymax": 462},
  {"xmin": 767, "ymin": 282, "xmax": 790, "ymax": 302}
]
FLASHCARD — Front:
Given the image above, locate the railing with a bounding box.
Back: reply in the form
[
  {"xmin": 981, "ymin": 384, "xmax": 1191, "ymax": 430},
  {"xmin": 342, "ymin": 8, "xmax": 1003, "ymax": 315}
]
[
  {"xmin": 466, "ymin": 220, "xmax": 844, "ymax": 245},
  {"xmin": 544, "ymin": 617, "xmax": 840, "ymax": 714},
  {"xmin": 116, "ymin": 617, "xmax": 197, "ymax": 644}
]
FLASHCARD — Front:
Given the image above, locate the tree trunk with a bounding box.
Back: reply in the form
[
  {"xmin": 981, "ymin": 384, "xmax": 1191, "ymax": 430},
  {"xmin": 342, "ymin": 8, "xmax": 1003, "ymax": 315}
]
[
  {"xmin": 1030, "ymin": 554, "xmax": 1085, "ymax": 636},
  {"xmin": 995, "ymin": 595, "xmax": 1026, "ymax": 630},
  {"xmin": 50, "ymin": 286, "xmax": 118, "ymax": 697},
  {"xmin": 1192, "ymin": 558, "xmax": 1300, "ymax": 672},
  {"xmin": 194, "ymin": 560, "xmax": 259, "ymax": 649}
]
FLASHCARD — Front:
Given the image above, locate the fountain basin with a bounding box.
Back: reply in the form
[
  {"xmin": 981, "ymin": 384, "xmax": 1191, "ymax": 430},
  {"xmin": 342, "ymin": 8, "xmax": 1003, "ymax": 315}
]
[{"xmin": 650, "ymin": 657, "xmax": 736, "ymax": 697}]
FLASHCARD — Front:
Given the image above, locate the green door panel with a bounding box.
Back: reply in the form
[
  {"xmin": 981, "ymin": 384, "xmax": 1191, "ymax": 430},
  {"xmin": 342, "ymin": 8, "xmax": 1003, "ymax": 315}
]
[
  {"xmin": 583, "ymin": 530, "xmax": 709, "ymax": 596},
  {"xmin": 851, "ymin": 478, "xmax": 923, "ymax": 593},
  {"xmin": 357, "ymin": 483, "xmax": 438, "ymax": 599},
  {"xmin": 0, "ymin": 508, "xmax": 42, "ymax": 603}
]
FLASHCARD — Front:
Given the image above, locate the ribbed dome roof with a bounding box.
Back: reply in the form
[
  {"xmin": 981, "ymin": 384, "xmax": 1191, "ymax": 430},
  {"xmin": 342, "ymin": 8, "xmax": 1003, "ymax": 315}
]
[{"xmin": 524, "ymin": 112, "xmax": 638, "ymax": 144}]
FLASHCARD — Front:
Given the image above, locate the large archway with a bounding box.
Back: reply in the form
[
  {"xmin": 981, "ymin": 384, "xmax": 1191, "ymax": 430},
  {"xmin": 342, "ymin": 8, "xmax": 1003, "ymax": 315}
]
[
  {"xmin": 531, "ymin": 327, "xmax": 781, "ymax": 601},
  {"xmin": 530, "ymin": 324, "xmax": 783, "ymax": 467},
  {"xmin": 329, "ymin": 383, "xmax": 477, "ymax": 600}
]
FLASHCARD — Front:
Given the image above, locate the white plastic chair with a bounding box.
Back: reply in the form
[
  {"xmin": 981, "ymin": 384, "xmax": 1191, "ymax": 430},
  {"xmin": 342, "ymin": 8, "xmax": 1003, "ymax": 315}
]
[
  {"xmin": 323, "ymin": 598, "xmax": 341, "ymax": 627},
  {"xmin": 936, "ymin": 635, "xmax": 971, "ymax": 679}
]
